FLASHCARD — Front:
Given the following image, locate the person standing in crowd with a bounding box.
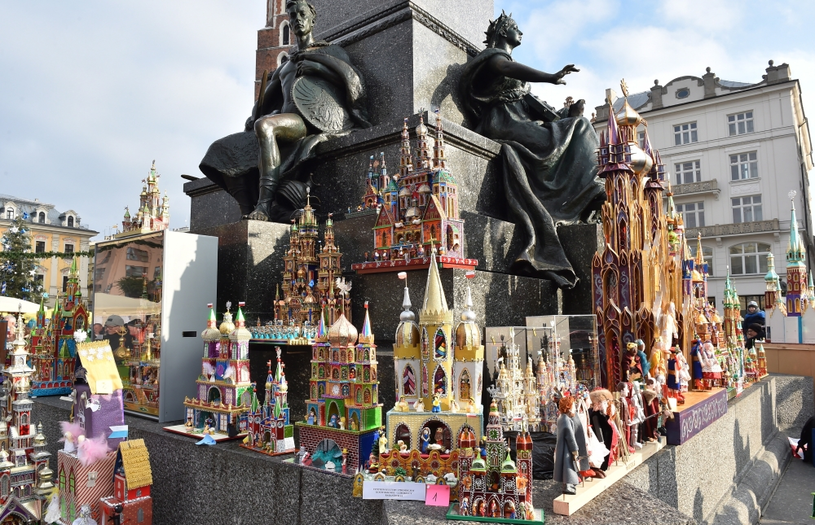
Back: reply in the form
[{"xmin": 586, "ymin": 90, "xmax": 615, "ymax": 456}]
[{"xmin": 743, "ymin": 301, "xmax": 765, "ymax": 332}]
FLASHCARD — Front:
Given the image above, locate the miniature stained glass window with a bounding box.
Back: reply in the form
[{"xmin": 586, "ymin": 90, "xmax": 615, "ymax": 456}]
[
  {"xmin": 422, "ymin": 365, "xmax": 429, "ymax": 397},
  {"xmin": 434, "ymin": 366, "xmax": 446, "ymax": 395},
  {"xmin": 434, "ymin": 328, "xmax": 447, "ymax": 359},
  {"xmin": 403, "ymin": 365, "xmax": 416, "ymax": 396},
  {"xmin": 459, "ymin": 369, "xmax": 471, "ymax": 401}
]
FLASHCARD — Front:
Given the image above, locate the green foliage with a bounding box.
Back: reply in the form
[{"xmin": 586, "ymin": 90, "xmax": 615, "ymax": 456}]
[
  {"xmin": 116, "ymin": 276, "xmax": 145, "ymax": 298},
  {"xmin": 0, "ymin": 215, "xmax": 44, "ymax": 302}
]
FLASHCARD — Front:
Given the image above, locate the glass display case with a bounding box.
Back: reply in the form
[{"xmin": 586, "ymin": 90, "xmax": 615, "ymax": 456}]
[{"xmin": 93, "ymin": 230, "xmax": 217, "ymax": 421}]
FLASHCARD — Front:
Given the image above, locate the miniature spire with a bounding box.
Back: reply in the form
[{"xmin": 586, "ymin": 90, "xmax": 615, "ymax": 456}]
[
  {"xmin": 787, "ymin": 191, "xmax": 805, "ymax": 266},
  {"xmin": 359, "ymin": 301, "xmax": 374, "ymax": 344},
  {"xmin": 399, "ymin": 118, "xmax": 413, "ymax": 177},
  {"xmin": 399, "ymin": 272, "xmax": 415, "ymax": 322},
  {"xmin": 421, "ymin": 248, "xmax": 449, "ymax": 315},
  {"xmin": 433, "ymin": 109, "xmax": 447, "ymax": 170}
]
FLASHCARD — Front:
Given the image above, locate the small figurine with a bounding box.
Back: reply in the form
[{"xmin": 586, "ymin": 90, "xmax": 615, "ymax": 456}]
[
  {"xmin": 396, "ymin": 396, "xmax": 409, "ymax": 412},
  {"xmin": 184, "ymin": 417, "xmax": 194, "ymax": 431},
  {"xmin": 459, "ymin": 496, "xmax": 470, "ymax": 516},
  {"xmin": 195, "ymin": 423, "xmax": 217, "ymax": 446},
  {"xmin": 398, "ymin": 439, "xmax": 408, "ymax": 452},
  {"xmin": 431, "ymin": 391, "xmax": 441, "ymax": 413},
  {"xmin": 339, "ymin": 417, "xmax": 346, "ymax": 430},
  {"xmin": 554, "ymin": 396, "xmax": 580, "ymax": 495},
  {"xmin": 301, "ymin": 450, "xmax": 312, "ymax": 466},
  {"xmin": 413, "ymin": 398, "xmax": 425, "ymax": 412},
  {"xmin": 328, "ymin": 414, "xmax": 339, "ymax": 428},
  {"xmin": 420, "ymin": 427, "xmax": 431, "ymax": 453},
  {"xmin": 378, "ymin": 433, "xmax": 388, "ymax": 455},
  {"xmin": 307, "ymin": 408, "xmax": 316, "ymax": 425}
]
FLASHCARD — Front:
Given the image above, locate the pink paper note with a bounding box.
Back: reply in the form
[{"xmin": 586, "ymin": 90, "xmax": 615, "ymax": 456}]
[{"xmin": 425, "ymin": 484, "xmax": 450, "ymax": 507}]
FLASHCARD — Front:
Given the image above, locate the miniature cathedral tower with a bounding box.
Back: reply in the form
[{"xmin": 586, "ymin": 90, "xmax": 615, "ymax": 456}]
[
  {"xmin": 592, "ymin": 81, "xmax": 684, "ymax": 388},
  {"xmin": 785, "ymin": 191, "xmax": 808, "ymax": 317},
  {"xmin": 420, "ymin": 249, "xmax": 456, "ymax": 410}
]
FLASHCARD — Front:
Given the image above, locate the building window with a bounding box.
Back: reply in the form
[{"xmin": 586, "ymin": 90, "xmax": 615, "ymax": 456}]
[
  {"xmin": 282, "ymin": 22, "xmax": 290, "ymax": 45},
  {"xmin": 675, "ymin": 160, "xmax": 701, "ymax": 185},
  {"xmin": 637, "ymin": 131, "xmax": 646, "ymax": 149},
  {"xmin": 730, "ymin": 151, "xmax": 758, "ymax": 180},
  {"xmin": 677, "ymin": 202, "xmax": 705, "ymax": 229},
  {"xmin": 688, "ymin": 243, "xmax": 714, "ymax": 276},
  {"xmin": 64, "ymin": 243, "xmax": 74, "ymax": 254},
  {"xmin": 126, "ymin": 247, "xmax": 148, "ymax": 262},
  {"xmin": 34, "ymin": 275, "xmax": 44, "ymax": 287},
  {"xmin": 6, "ymin": 208, "xmax": 14, "ymax": 220},
  {"xmin": 67, "ymin": 216, "xmax": 74, "ymax": 227},
  {"xmin": 739, "ymin": 295, "xmax": 764, "ymax": 312},
  {"xmin": 36, "ymin": 241, "xmax": 46, "ymax": 253},
  {"xmin": 728, "ymin": 111, "xmax": 754, "ymax": 136},
  {"xmin": 38, "ymin": 212, "xmax": 45, "ymax": 223},
  {"xmin": 729, "ymin": 242, "xmax": 771, "ymax": 275},
  {"xmin": 62, "ymin": 276, "xmax": 69, "ymax": 292},
  {"xmin": 732, "ymin": 195, "xmax": 762, "ymax": 223},
  {"xmin": 125, "ymin": 265, "xmax": 147, "ymax": 278},
  {"xmin": 674, "ymin": 122, "xmax": 698, "ymax": 145}
]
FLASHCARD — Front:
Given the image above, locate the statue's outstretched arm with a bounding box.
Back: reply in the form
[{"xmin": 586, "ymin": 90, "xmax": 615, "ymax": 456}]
[{"xmin": 488, "ymin": 55, "xmax": 579, "ymax": 85}]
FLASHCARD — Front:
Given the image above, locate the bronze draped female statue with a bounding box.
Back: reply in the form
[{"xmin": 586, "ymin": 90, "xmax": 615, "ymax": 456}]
[{"xmin": 459, "ymin": 12, "xmax": 605, "ymax": 289}]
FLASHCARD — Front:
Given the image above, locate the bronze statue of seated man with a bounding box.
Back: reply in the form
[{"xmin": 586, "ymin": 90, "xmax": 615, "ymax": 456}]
[{"xmin": 199, "ymin": 0, "xmax": 370, "ymax": 222}]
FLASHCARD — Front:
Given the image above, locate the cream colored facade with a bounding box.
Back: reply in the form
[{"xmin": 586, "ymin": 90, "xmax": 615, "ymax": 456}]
[
  {"xmin": 594, "ymin": 62, "xmax": 814, "ymax": 313},
  {"xmin": 0, "ymin": 195, "xmax": 97, "ymax": 306}
]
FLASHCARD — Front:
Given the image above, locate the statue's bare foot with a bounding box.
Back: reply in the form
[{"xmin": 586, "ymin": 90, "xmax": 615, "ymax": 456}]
[
  {"xmin": 568, "ymin": 99, "xmax": 586, "ymax": 118},
  {"xmin": 244, "ymin": 204, "xmax": 270, "ymax": 221}
]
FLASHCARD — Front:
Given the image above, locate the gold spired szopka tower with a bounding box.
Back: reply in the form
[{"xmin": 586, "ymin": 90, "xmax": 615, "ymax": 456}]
[{"xmin": 591, "ymin": 81, "xmax": 686, "ymax": 388}]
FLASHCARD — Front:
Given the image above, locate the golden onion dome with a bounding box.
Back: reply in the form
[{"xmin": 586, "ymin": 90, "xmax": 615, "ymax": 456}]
[
  {"xmin": 455, "ymin": 287, "xmax": 481, "ymax": 348},
  {"xmin": 328, "ymin": 314, "xmax": 358, "ymax": 347},
  {"xmin": 626, "ymin": 142, "xmax": 653, "ymax": 176},
  {"xmin": 219, "ymin": 311, "xmax": 235, "ymax": 335},
  {"xmin": 415, "ymin": 117, "xmax": 427, "ymax": 136},
  {"xmin": 202, "ymin": 326, "xmax": 221, "ymax": 342},
  {"xmin": 615, "ymin": 98, "xmax": 644, "ymax": 127}
]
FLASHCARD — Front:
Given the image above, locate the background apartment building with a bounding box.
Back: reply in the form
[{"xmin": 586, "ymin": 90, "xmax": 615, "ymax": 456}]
[{"xmin": 594, "ymin": 61, "xmax": 814, "ymax": 318}]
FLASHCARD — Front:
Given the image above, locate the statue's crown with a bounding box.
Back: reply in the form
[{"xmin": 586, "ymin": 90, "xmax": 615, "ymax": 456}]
[{"xmin": 484, "ymin": 10, "xmax": 512, "ymax": 47}]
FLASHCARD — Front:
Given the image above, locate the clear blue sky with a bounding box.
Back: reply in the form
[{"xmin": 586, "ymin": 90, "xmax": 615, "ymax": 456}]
[{"xmin": 1, "ymin": 1, "xmax": 813, "ymax": 238}]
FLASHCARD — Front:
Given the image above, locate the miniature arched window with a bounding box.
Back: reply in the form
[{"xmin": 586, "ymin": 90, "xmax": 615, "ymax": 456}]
[
  {"xmin": 333, "ymin": 350, "xmax": 339, "ymax": 362},
  {"xmin": 434, "ymin": 328, "xmax": 447, "ymax": 359},
  {"xmin": 0, "ymin": 475, "xmax": 8, "ymax": 497},
  {"xmin": 459, "ymin": 369, "xmax": 471, "ymax": 401},
  {"xmin": 356, "ymin": 387, "xmax": 362, "ymax": 404},
  {"xmin": 67, "ymin": 215, "xmax": 74, "ymax": 227},
  {"xmin": 342, "ymin": 384, "xmax": 349, "ymax": 397},
  {"xmin": 395, "ymin": 423, "xmax": 411, "ymax": 449},
  {"xmin": 340, "ymin": 350, "xmax": 346, "ymax": 362},
  {"xmin": 318, "ymin": 384, "xmax": 325, "ymax": 398},
  {"xmin": 341, "ymin": 368, "xmax": 348, "ymax": 380},
  {"xmin": 433, "ymin": 366, "xmax": 446, "ymax": 395},
  {"xmin": 138, "ymin": 508, "xmax": 144, "ymax": 522},
  {"xmin": 318, "ymin": 365, "xmax": 325, "ymax": 379},
  {"xmin": 282, "ymin": 22, "xmax": 290, "ymax": 45},
  {"xmin": 38, "ymin": 211, "xmax": 45, "ymax": 223},
  {"xmin": 69, "ymin": 469, "xmax": 75, "ymax": 493},
  {"xmin": 363, "ymin": 368, "xmax": 370, "ymax": 382},
  {"xmin": 364, "ymin": 388, "xmax": 371, "ymax": 404},
  {"xmin": 364, "ymin": 348, "xmax": 370, "ymax": 361},
  {"xmin": 311, "ymin": 364, "xmax": 317, "ymax": 378},
  {"xmin": 208, "ymin": 386, "xmax": 221, "ymax": 404},
  {"xmin": 402, "ymin": 365, "xmax": 416, "ymax": 396},
  {"xmin": 422, "ymin": 365, "xmax": 429, "ymax": 397},
  {"xmin": 311, "ymin": 385, "xmax": 317, "ymax": 400}
]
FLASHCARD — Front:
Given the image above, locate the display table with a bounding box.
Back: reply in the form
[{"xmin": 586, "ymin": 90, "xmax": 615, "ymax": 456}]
[{"xmin": 32, "ymin": 373, "xmax": 809, "ymax": 525}]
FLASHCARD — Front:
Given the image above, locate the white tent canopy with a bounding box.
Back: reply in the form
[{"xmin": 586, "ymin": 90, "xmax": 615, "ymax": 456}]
[
  {"xmin": 93, "ymin": 293, "xmax": 160, "ymax": 321},
  {"xmin": 0, "ymin": 296, "xmax": 40, "ymax": 314}
]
